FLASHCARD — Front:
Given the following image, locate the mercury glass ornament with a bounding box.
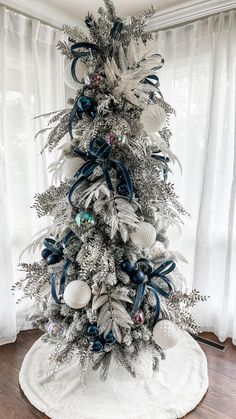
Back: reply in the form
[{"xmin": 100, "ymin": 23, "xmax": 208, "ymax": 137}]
[
  {"xmin": 47, "ymin": 320, "xmax": 67, "ymax": 341},
  {"xmin": 75, "ymin": 211, "xmax": 95, "ymax": 230}
]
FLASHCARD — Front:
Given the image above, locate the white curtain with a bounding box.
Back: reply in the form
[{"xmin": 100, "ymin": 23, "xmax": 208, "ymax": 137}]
[
  {"xmin": 157, "ymin": 11, "xmax": 236, "ymax": 343},
  {"xmin": 0, "ymin": 6, "xmax": 65, "ymax": 345}
]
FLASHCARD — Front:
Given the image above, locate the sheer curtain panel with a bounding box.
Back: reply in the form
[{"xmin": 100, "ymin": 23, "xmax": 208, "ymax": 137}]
[
  {"xmin": 0, "ymin": 7, "xmax": 65, "ymax": 345},
  {"xmin": 157, "ymin": 11, "xmax": 236, "ymax": 343}
]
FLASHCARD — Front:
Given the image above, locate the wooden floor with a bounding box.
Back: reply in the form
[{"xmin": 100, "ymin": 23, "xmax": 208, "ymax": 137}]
[{"xmin": 0, "ymin": 331, "xmax": 235, "ymax": 419}]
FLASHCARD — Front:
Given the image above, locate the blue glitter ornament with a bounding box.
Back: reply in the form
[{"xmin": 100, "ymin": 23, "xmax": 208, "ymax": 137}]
[
  {"xmin": 87, "ymin": 323, "xmax": 99, "ymax": 336},
  {"xmin": 104, "ymin": 331, "xmax": 116, "ymax": 345},
  {"xmin": 75, "ymin": 210, "xmax": 95, "ymax": 229},
  {"xmin": 92, "ymin": 340, "xmax": 104, "ymax": 353},
  {"xmin": 41, "ymin": 248, "xmax": 51, "ymax": 259},
  {"xmin": 131, "ymin": 269, "xmax": 145, "ymax": 284},
  {"xmin": 120, "ymin": 259, "xmax": 136, "ymax": 273}
]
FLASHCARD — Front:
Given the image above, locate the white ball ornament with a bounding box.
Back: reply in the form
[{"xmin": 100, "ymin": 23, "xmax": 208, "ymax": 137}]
[
  {"xmin": 130, "ymin": 222, "xmax": 156, "ymax": 249},
  {"xmin": 63, "ymin": 157, "xmax": 85, "ymax": 179},
  {"xmin": 153, "ymin": 320, "xmax": 181, "ymax": 350},
  {"xmin": 63, "ymin": 280, "xmax": 91, "ymax": 309}
]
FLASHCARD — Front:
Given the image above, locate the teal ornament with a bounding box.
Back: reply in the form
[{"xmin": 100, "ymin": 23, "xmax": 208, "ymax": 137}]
[{"xmin": 75, "ymin": 211, "xmax": 95, "ymax": 229}]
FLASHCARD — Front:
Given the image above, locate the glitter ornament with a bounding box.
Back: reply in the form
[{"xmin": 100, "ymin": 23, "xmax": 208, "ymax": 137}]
[
  {"xmin": 153, "ymin": 320, "xmax": 181, "ymax": 350},
  {"xmin": 63, "ymin": 280, "xmax": 91, "ymax": 309},
  {"xmin": 130, "ymin": 222, "xmax": 156, "ymax": 249},
  {"xmin": 47, "ymin": 320, "xmax": 67, "ymax": 341},
  {"xmin": 132, "ymin": 310, "xmax": 145, "ymax": 325},
  {"xmin": 63, "ymin": 157, "xmax": 85, "ymax": 179},
  {"xmin": 75, "ymin": 211, "xmax": 95, "ymax": 229}
]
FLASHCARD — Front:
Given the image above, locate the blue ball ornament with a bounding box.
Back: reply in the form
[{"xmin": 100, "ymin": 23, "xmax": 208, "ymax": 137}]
[
  {"xmin": 120, "ymin": 259, "xmax": 136, "ymax": 274},
  {"xmin": 41, "ymin": 248, "xmax": 51, "ymax": 259},
  {"xmin": 92, "ymin": 340, "xmax": 104, "ymax": 353},
  {"xmin": 87, "ymin": 323, "xmax": 99, "ymax": 336},
  {"xmin": 105, "ymin": 331, "xmax": 116, "ymax": 345},
  {"xmin": 131, "ymin": 269, "xmax": 145, "ymax": 284},
  {"xmin": 46, "ymin": 254, "xmax": 61, "ymax": 265}
]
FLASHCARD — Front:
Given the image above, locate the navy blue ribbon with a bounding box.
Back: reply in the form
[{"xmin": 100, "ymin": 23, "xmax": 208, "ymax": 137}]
[
  {"xmin": 143, "ymin": 75, "xmax": 164, "ymax": 100},
  {"xmin": 43, "ymin": 238, "xmax": 63, "ymax": 255},
  {"xmin": 47, "ymin": 231, "xmax": 77, "ymax": 304},
  {"xmin": 70, "ymin": 42, "xmax": 102, "ymax": 83},
  {"xmin": 152, "ymin": 152, "xmax": 170, "ymax": 181},
  {"xmin": 68, "ymin": 138, "xmax": 134, "ymax": 208},
  {"xmin": 131, "ymin": 259, "xmax": 175, "ymax": 326}
]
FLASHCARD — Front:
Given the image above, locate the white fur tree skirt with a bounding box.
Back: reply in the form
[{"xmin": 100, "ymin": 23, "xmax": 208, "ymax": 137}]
[{"xmin": 19, "ymin": 331, "xmax": 208, "ymax": 419}]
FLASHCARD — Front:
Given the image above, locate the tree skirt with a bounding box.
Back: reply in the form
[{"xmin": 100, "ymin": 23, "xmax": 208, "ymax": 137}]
[{"xmin": 19, "ymin": 331, "xmax": 208, "ymax": 419}]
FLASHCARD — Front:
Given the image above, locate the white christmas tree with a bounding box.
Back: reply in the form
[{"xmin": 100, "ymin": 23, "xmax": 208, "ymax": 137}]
[{"xmin": 16, "ymin": 0, "xmax": 206, "ymax": 381}]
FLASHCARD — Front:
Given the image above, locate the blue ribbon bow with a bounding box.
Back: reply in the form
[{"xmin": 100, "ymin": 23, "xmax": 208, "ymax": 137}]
[
  {"xmin": 152, "ymin": 151, "xmax": 170, "ymax": 181},
  {"xmin": 47, "ymin": 231, "xmax": 78, "ymax": 304},
  {"xmin": 68, "ymin": 138, "xmax": 134, "ymax": 208},
  {"xmin": 131, "ymin": 259, "xmax": 175, "ymax": 326},
  {"xmin": 70, "ymin": 42, "xmax": 102, "ymax": 83}
]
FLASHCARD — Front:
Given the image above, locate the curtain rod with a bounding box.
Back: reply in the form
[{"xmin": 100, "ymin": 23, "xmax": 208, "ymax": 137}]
[{"xmin": 0, "ymin": 3, "xmax": 62, "ymax": 30}]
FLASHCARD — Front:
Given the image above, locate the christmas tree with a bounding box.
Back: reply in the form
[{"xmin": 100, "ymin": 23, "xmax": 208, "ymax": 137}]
[{"xmin": 17, "ymin": 0, "xmax": 206, "ymax": 381}]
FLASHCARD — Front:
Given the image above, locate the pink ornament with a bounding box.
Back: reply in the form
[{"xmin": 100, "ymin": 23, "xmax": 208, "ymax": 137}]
[
  {"xmin": 106, "ymin": 131, "xmax": 120, "ymax": 145},
  {"xmin": 91, "ymin": 73, "xmax": 102, "ymax": 86},
  {"xmin": 133, "ymin": 310, "xmax": 145, "ymax": 325}
]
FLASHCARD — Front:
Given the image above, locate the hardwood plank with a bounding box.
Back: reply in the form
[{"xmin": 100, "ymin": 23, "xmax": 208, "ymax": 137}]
[{"xmin": 185, "ymin": 403, "xmax": 233, "ymax": 418}]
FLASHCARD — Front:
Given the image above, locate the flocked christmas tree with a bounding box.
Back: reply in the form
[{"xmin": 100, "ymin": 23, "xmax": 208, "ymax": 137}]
[{"xmin": 16, "ymin": 1, "xmax": 206, "ymax": 381}]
